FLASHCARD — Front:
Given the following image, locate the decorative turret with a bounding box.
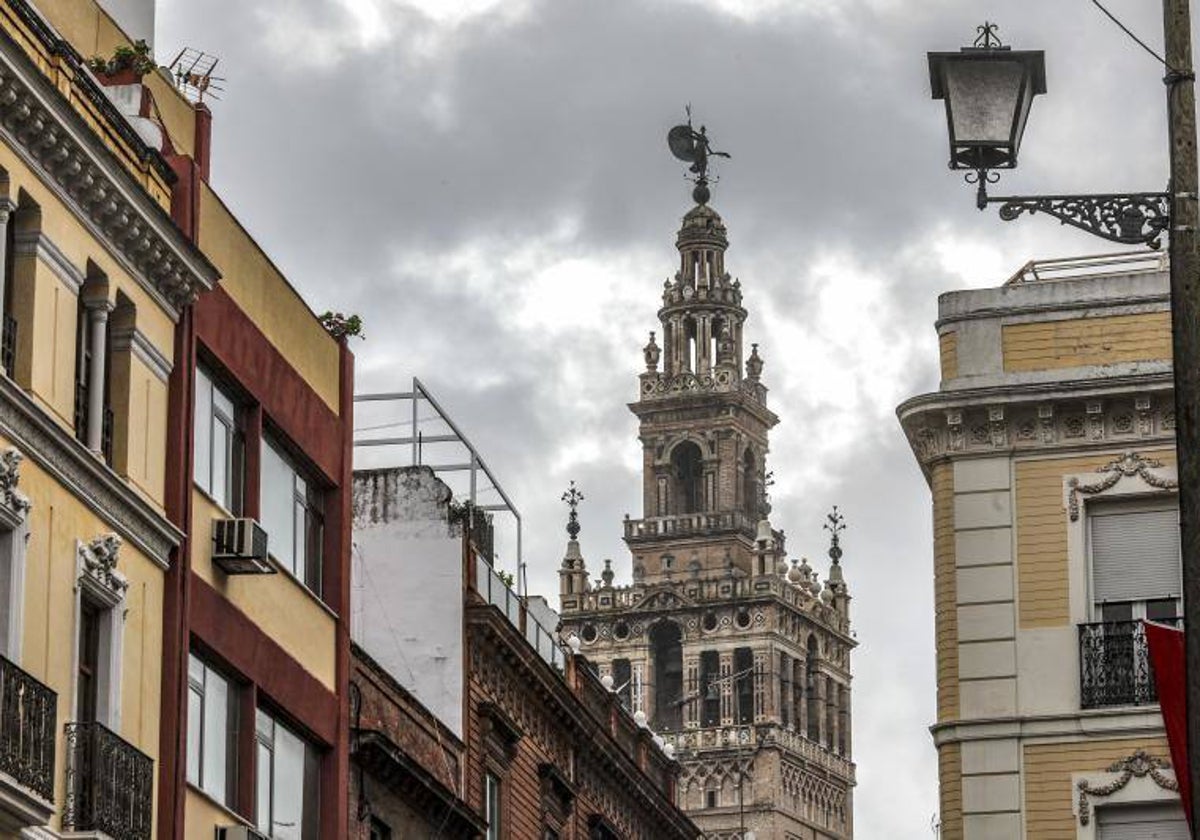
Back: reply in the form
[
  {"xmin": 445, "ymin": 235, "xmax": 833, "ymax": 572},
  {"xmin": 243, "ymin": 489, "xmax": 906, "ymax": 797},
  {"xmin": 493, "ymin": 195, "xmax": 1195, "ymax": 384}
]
[
  {"xmin": 824, "ymin": 505, "xmax": 851, "ymax": 617},
  {"xmin": 559, "ymin": 481, "xmax": 590, "ymax": 598}
]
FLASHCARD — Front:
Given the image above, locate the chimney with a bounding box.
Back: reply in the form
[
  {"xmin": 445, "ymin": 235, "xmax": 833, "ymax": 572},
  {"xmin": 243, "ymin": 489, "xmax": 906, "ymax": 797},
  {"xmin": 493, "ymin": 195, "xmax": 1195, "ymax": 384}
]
[{"xmin": 193, "ymin": 103, "xmax": 212, "ymax": 183}]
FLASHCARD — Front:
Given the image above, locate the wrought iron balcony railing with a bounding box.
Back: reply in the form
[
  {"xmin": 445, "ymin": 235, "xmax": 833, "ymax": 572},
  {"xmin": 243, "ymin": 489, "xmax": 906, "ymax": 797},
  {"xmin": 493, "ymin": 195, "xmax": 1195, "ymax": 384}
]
[
  {"xmin": 0, "ymin": 654, "xmax": 56, "ymax": 801},
  {"xmin": 1079, "ymin": 618, "xmax": 1181, "ymax": 709},
  {"xmin": 63, "ymin": 721, "xmax": 153, "ymax": 840},
  {"xmin": 1, "ymin": 313, "xmax": 15, "ymax": 379}
]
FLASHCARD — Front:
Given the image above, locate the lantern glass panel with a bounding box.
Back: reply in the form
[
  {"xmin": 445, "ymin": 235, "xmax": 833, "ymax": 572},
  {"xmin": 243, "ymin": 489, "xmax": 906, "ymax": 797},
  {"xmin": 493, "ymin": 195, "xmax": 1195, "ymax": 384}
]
[{"xmin": 945, "ymin": 58, "xmax": 1024, "ymax": 145}]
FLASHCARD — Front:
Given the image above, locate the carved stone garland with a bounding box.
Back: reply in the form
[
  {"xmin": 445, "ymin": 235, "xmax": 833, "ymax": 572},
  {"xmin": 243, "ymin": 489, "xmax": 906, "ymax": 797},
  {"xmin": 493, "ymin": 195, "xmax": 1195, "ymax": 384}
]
[
  {"xmin": 78, "ymin": 533, "xmax": 127, "ymax": 606},
  {"xmin": 1067, "ymin": 452, "xmax": 1178, "ymax": 521},
  {"xmin": 0, "ymin": 447, "xmax": 30, "ymax": 518},
  {"xmin": 1077, "ymin": 749, "xmax": 1177, "ymax": 825}
]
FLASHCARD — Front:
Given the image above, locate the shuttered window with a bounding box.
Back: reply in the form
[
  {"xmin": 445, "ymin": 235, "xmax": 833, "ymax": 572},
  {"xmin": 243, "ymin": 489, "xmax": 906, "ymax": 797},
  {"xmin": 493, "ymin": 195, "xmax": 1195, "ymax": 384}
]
[
  {"xmin": 1090, "ymin": 505, "xmax": 1181, "ymax": 605},
  {"xmin": 1096, "ymin": 803, "xmax": 1189, "ymax": 840}
]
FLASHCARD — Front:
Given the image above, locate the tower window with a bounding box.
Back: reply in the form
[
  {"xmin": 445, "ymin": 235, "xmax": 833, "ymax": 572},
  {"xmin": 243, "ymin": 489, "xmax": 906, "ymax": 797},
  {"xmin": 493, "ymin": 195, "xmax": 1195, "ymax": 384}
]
[
  {"xmin": 650, "ymin": 621, "xmax": 683, "ymax": 731},
  {"xmin": 670, "ymin": 442, "xmax": 704, "ymax": 515},
  {"xmin": 742, "ymin": 448, "xmax": 758, "ymax": 519}
]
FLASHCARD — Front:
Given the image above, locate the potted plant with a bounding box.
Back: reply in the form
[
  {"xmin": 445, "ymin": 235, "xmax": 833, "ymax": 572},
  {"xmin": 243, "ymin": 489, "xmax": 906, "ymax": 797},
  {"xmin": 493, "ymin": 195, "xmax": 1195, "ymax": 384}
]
[
  {"xmin": 86, "ymin": 39, "xmax": 155, "ymax": 85},
  {"xmin": 318, "ymin": 311, "xmax": 365, "ymax": 341}
]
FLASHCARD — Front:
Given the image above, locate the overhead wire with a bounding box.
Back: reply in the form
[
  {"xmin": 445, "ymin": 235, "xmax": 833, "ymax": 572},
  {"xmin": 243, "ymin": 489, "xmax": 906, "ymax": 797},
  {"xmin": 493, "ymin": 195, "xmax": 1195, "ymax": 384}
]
[{"xmin": 1087, "ymin": 0, "xmax": 1180, "ymax": 73}]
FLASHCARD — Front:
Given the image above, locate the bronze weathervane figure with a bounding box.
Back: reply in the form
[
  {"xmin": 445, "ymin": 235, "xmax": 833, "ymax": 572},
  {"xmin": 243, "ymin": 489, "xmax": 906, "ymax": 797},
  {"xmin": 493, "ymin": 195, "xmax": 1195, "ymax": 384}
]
[{"xmin": 667, "ymin": 107, "xmax": 730, "ymax": 205}]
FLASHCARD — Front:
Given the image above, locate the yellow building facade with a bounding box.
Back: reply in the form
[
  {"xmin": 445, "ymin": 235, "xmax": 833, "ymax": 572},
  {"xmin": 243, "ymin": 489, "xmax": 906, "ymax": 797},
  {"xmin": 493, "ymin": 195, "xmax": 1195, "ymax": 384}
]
[
  {"xmin": 899, "ymin": 254, "xmax": 1188, "ymax": 840},
  {"xmin": 0, "ymin": 0, "xmax": 217, "ymax": 836},
  {"xmin": 0, "ymin": 1, "xmax": 355, "ymax": 838}
]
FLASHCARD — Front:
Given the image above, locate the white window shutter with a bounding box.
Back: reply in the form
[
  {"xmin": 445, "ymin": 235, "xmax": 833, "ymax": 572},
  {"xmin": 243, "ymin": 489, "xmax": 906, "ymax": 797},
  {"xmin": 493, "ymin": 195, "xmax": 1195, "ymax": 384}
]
[{"xmin": 1091, "ymin": 508, "xmax": 1181, "ymax": 604}]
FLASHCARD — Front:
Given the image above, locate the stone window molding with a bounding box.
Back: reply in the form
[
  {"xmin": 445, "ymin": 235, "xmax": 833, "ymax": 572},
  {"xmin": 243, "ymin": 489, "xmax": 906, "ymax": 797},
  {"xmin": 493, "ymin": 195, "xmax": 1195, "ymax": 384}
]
[
  {"xmin": 1072, "ymin": 750, "xmax": 1180, "ymax": 838},
  {"xmin": 1062, "ymin": 452, "xmax": 1178, "ymax": 623},
  {"xmin": 1066, "ymin": 452, "xmax": 1178, "ymax": 522},
  {"xmin": 0, "ymin": 448, "xmax": 31, "ymax": 664},
  {"xmin": 72, "ymin": 533, "xmax": 127, "ymax": 729}
]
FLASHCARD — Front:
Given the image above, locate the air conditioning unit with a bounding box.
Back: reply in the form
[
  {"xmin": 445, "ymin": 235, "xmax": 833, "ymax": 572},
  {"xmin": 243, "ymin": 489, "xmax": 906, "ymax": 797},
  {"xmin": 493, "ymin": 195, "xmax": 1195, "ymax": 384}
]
[
  {"xmin": 212, "ymin": 518, "xmax": 274, "ymax": 575},
  {"xmin": 216, "ymin": 826, "xmax": 269, "ymax": 840}
]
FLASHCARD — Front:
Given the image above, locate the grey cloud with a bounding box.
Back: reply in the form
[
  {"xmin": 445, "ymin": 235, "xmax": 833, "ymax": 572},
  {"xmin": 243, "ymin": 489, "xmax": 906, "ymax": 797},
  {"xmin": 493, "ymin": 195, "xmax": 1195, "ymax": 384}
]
[{"xmin": 158, "ymin": 0, "xmax": 1184, "ymax": 835}]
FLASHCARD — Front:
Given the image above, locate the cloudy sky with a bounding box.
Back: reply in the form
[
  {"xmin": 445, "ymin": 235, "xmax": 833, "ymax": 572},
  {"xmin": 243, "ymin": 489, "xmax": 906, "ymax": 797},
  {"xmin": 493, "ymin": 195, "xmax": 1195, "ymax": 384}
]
[{"xmin": 156, "ymin": 0, "xmax": 1184, "ymax": 835}]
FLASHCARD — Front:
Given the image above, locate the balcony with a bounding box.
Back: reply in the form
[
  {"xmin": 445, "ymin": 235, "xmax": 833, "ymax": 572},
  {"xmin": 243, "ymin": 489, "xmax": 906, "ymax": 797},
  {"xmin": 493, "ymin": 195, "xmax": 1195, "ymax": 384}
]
[
  {"xmin": 623, "ymin": 510, "xmax": 758, "ymax": 542},
  {"xmin": 1079, "ymin": 619, "xmax": 1180, "ymax": 709},
  {"xmin": 62, "ymin": 721, "xmax": 153, "ymax": 840},
  {"xmin": 0, "ymin": 655, "xmax": 55, "ymax": 829}
]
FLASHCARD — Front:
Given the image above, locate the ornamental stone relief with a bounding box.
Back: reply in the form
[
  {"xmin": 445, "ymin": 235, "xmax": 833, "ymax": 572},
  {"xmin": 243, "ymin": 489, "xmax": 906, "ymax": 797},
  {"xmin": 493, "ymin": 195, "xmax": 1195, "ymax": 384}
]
[
  {"xmin": 1076, "ymin": 749, "xmax": 1177, "ymax": 826},
  {"xmin": 905, "ymin": 394, "xmax": 1175, "ymax": 467}
]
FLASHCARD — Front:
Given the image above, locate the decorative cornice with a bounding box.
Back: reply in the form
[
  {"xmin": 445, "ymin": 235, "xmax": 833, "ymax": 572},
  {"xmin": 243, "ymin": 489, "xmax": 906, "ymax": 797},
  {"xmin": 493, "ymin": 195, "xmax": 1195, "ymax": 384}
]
[
  {"xmin": 901, "ymin": 390, "xmax": 1175, "ymax": 472},
  {"xmin": 1077, "ymin": 749, "xmax": 1176, "ymax": 825},
  {"xmin": 1067, "ymin": 452, "xmax": 1177, "ymax": 521},
  {"xmin": 110, "ymin": 324, "xmax": 171, "ymax": 382},
  {"xmin": 0, "ymin": 373, "xmax": 178, "ymax": 565},
  {"xmin": 0, "ymin": 25, "xmax": 218, "ymax": 317},
  {"xmin": 12, "ymin": 229, "xmax": 82, "ymax": 292}
]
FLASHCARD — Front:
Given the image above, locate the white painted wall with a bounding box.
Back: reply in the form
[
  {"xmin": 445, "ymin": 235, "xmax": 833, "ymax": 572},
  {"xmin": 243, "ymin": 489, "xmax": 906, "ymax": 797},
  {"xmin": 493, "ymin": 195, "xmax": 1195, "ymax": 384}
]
[
  {"xmin": 97, "ymin": 0, "xmax": 155, "ymax": 47},
  {"xmin": 352, "ymin": 472, "xmax": 465, "ymax": 737}
]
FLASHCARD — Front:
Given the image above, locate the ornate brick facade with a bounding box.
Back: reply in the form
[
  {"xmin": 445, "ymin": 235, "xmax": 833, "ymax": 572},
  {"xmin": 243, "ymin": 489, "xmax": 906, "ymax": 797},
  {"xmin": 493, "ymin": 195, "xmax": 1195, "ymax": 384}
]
[{"xmin": 559, "ymin": 198, "xmax": 856, "ymax": 839}]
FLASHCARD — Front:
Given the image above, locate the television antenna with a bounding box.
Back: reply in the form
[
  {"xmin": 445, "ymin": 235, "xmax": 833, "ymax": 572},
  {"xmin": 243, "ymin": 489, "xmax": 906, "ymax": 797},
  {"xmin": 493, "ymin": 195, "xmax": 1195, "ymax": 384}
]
[{"xmin": 167, "ymin": 48, "xmax": 225, "ymax": 103}]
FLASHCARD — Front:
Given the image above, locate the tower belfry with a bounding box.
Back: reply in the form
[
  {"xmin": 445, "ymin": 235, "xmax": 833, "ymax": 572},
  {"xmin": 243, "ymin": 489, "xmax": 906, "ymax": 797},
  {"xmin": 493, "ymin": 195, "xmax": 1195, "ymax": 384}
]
[{"xmin": 558, "ymin": 118, "xmax": 857, "ymax": 840}]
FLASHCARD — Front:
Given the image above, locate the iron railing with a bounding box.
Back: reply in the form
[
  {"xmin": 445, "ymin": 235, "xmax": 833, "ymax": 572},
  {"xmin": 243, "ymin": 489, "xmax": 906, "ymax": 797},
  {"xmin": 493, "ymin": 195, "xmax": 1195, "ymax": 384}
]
[
  {"xmin": 63, "ymin": 721, "xmax": 153, "ymax": 840},
  {"xmin": 0, "ymin": 654, "xmax": 56, "ymax": 801},
  {"xmin": 624, "ymin": 510, "xmax": 758, "ymax": 541},
  {"xmin": 1079, "ymin": 618, "xmax": 1181, "ymax": 709},
  {"xmin": 1, "ymin": 313, "xmax": 15, "ymax": 378}
]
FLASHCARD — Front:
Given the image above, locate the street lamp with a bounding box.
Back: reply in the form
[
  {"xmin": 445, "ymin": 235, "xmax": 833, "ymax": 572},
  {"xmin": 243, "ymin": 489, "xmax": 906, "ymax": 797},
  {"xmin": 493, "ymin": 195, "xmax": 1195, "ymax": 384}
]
[
  {"xmin": 928, "ymin": 21, "xmax": 1046, "ymax": 205},
  {"xmin": 928, "ymin": 9, "xmax": 1199, "ymax": 833}
]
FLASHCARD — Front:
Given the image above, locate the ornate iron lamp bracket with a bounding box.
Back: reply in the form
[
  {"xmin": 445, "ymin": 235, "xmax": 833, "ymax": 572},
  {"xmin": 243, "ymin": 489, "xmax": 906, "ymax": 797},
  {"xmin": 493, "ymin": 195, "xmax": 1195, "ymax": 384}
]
[{"xmin": 984, "ymin": 189, "xmax": 1172, "ymax": 248}]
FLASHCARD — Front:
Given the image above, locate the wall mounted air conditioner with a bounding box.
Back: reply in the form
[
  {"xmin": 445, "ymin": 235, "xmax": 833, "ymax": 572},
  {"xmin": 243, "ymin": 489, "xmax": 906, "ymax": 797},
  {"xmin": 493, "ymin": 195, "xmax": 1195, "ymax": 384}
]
[
  {"xmin": 215, "ymin": 826, "xmax": 269, "ymax": 840},
  {"xmin": 212, "ymin": 518, "xmax": 274, "ymax": 575}
]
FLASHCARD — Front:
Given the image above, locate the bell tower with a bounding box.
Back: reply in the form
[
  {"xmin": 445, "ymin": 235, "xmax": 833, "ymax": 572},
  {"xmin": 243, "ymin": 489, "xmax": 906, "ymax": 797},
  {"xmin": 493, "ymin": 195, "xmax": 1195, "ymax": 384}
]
[
  {"xmin": 559, "ymin": 118, "xmax": 856, "ymax": 840},
  {"xmin": 627, "ymin": 198, "xmax": 780, "ymax": 585}
]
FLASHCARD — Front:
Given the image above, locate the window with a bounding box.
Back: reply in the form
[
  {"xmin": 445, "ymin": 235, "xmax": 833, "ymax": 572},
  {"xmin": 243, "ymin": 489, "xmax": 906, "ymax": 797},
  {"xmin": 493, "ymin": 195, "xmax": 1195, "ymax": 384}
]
[
  {"xmin": 611, "ymin": 659, "xmax": 632, "ymax": 709},
  {"xmin": 706, "ymin": 789, "xmax": 718, "ymax": 809},
  {"xmin": 255, "ymin": 708, "xmax": 320, "ymax": 839},
  {"xmin": 699, "ymin": 651, "xmax": 720, "ymax": 726},
  {"xmin": 1096, "ymin": 803, "xmax": 1188, "ymax": 840},
  {"xmin": 187, "ymin": 653, "xmax": 237, "ymax": 806},
  {"xmin": 484, "ymin": 772, "xmax": 501, "ymax": 840},
  {"xmin": 1090, "ymin": 502, "xmax": 1182, "ymax": 621},
  {"xmin": 734, "ymin": 647, "xmax": 754, "ymax": 725},
  {"xmin": 194, "ymin": 368, "xmax": 244, "ymax": 513},
  {"xmin": 76, "ymin": 600, "xmax": 101, "ymax": 723},
  {"xmin": 261, "ymin": 436, "xmax": 324, "ymax": 593}
]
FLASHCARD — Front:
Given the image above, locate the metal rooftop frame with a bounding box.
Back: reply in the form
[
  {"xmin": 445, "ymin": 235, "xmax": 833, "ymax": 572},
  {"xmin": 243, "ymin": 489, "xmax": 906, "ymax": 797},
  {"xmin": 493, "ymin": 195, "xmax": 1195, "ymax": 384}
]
[
  {"xmin": 353, "ymin": 378, "xmax": 524, "ymax": 593},
  {"xmin": 1003, "ymin": 250, "xmax": 1168, "ymax": 286}
]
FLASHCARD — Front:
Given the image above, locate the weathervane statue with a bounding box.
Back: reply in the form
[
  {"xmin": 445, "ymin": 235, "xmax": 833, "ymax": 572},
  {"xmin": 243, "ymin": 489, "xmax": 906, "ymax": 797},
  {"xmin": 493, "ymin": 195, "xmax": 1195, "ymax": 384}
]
[{"xmin": 667, "ymin": 106, "xmax": 730, "ymax": 205}]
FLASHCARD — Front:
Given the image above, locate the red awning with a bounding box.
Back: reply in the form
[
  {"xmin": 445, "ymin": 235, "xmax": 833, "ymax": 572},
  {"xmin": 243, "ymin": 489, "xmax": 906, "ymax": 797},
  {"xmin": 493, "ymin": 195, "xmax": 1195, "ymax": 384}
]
[{"xmin": 1145, "ymin": 619, "xmax": 1191, "ymax": 829}]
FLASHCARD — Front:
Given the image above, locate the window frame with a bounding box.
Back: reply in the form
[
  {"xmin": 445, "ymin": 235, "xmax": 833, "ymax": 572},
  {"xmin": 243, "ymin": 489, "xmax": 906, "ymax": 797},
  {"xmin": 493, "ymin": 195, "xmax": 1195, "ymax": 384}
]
[
  {"xmin": 193, "ymin": 365, "xmax": 245, "ymax": 515},
  {"xmin": 254, "ymin": 706, "xmax": 320, "ymax": 839},
  {"xmin": 1086, "ymin": 497, "xmax": 1183, "ymax": 623},
  {"xmin": 260, "ymin": 433, "xmax": 325, "ymax": 596},
  {"xmin": 484, "ymin": 771, "xmax": 502, "ymax": 840},
  {"xmin": 186, "ymin": 651, "xmax": 238, "ymax": 807}
]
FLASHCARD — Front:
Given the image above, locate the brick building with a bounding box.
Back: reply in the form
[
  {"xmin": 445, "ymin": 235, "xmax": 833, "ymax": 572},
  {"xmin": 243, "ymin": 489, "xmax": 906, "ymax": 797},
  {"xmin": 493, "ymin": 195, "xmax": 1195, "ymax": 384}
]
[
  {"xmin": 350, "ymin": 641, "xmax": 483, "ymax": 839},
  {"xmin": 352, "ymin": 464, "xmax": 699, "ymax": 840}
]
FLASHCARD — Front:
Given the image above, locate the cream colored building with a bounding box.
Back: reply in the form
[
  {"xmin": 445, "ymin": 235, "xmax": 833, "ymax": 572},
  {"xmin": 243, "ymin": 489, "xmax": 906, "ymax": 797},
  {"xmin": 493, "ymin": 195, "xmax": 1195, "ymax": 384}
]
[{"xmin": 898, "ymin": 253, "xmax": 1187, "ymax": 840}]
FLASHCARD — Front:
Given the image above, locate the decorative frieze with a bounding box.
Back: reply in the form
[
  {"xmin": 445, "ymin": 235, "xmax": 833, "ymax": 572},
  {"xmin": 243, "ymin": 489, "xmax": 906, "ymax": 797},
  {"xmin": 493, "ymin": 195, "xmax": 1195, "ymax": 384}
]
[{"xmin": 902, "ymin": 390, "xmax": 1175, "ymax": 470}]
